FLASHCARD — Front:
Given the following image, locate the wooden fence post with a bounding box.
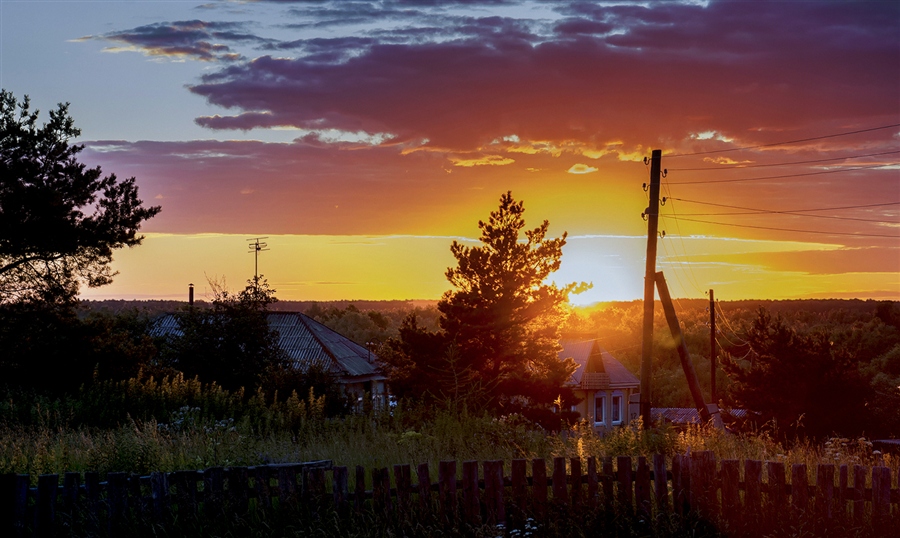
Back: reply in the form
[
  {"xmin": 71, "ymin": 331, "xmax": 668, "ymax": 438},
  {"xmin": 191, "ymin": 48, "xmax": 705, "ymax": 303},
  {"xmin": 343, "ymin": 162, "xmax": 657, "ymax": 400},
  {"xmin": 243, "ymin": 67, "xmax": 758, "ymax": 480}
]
[
  {"xmin": 332, "ymin": 466, "xmax": 349, "ymax": 513},
  {"xmin": 721, "ymin": 459, "xmax": 740, "ymax": 522},
  {"xmin": 791, "ymin": 463, "xmax": 809, "ymax": 522},
  {"xmin": 767, "ymin": 461, "xmax": 786, "ymax": 510},
  {"xmin": 853, "ymin": 465, "xmax": 866, "ymax": 523},
  {"xmin": 483, "ymin": 461, "xmax": 505, "ymax": 525},
  {"xmin": 204, "ymin": 467, "xmax": 225, "ymax": 517},
  {"xmin": 532, "ymin": 459, "xmax": 547, "ymax": 518},
  {"xmin": 586, "ymin": 457, "xmax": 599, "ymax": 509},
  {"xmin": 462, "ymin": 461, "xmax": 480, "ymax": 525},
  {"xmin": 815, "ymin": 464, "xmax": 834, "ymax": 524},
  {"xmin": 671, "ymin": 455, "xmax": 684, "ymax": 516},
  {"xmin": 617, "ymin": 456, "xmax": 633, "ymax": 514},
  {"xmin": 652, "ymin": 454, "xmax": 668, "ymax": 516},
  {"xmin": 438, "ymin": 461, "xmax": 457, "ymax": 521},
  {"xmin": 84, "ymin": 472, "xmax": 101, "ymax": 532},
  {"xmin": 570, "ymin": 458, "xmax": 583, "ymax": 507},
  {"xmin": 552, "ymin": 457, "xmax": 568, "ymax": 504},
  {"xmin": 635, "ymin": 456, "xmax": 651, "ymax": 518},
  {"xmin": 416, "ymin": 463, "xmax": 431, "ymax": 513},
  {"xmin": 173, "ymin": 470, "xmax": 199, "ymax": 519},
  {"xmin": 511, "ymin": 459, "xmax": 528, "ymax": 510},
  {"xmin": 254, "ymin": 466, "xmax": 271, "ymax": 512},
  {"xmin": 872, "ymin": 466, "xmax": 890, "ymax": 525},
  {"xmin": 277, "ymin": 466, "xmax": 298, "ymax": 507},
  {"xmin": 226, "ymin": 467, "xmax": 248, "ymax": 514},
  {"xmin": 150, "ymin": 471, "xmax": 169, "ymax": 524},
  {"xmin": 129, "ymin": 474, "xmax": 145, "ymax": 521},
  {"xmin": 372, "ymin": 468, "xmax": 392, "ymax": 517},
  {"xmin": 602, "ymin": 457, "xmax": 614, "ymax": 512},
  {"xmin": 107, "ymin": 472, "xmax": 130, "ymax": 535},
  {"xmin": 34, "ymin": 474, "xmax": 59, "ymax": 538},
  {"xmin": 62, "ymin": 472, "xmax": 81, "ymax": 524},
  {"xmin": 744, "ymin": 460, "xmax": 762, "ymax": 520},
  {"xmin": 355, "ymin": 465, "xmax": 366, "ymax": 513},
  {"xmin": 394, "ymin": 464, "xmax": 412, "ymax": 515},
  {"xmin": 838, "ymin": 465, "xmax": 848, "ymax": 519}
]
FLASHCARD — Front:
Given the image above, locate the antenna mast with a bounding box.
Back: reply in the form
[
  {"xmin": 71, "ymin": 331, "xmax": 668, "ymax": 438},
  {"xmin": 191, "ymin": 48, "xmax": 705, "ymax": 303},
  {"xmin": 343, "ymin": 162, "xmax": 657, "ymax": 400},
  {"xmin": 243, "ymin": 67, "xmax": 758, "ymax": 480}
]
[{"xmin": 247, "ymin": 237, "xmax": 269, "ymax": 280}]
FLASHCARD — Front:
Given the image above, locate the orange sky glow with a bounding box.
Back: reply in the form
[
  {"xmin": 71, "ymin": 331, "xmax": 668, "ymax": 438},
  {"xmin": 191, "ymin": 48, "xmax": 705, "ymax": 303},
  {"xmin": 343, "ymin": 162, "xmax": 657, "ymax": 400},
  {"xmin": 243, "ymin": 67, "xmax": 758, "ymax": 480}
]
[{"xmin": 4, "ymin": 0, "xmax": 897, "ymax": 304}]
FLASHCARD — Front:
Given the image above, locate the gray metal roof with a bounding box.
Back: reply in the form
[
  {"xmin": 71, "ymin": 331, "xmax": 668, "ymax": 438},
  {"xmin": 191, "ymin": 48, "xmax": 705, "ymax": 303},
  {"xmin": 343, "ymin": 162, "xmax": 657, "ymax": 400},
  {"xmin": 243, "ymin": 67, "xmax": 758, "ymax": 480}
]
[
  {"xmin": 151, "ymin": 312, "xmax": 383, "ymax": 383},
  {"xmin": 652, "ymin": 407, "xmax": 749, "ymax": 424},
  {"xmin": 559, "ymin": 339, "xmax": 640, "ymax": 389}
]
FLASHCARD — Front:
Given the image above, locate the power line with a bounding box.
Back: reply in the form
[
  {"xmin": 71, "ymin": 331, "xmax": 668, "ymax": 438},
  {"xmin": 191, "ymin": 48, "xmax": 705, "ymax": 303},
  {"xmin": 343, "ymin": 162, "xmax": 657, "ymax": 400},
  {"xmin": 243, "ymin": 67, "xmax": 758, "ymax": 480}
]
[
  {"xmin": 666, "ymin": 164, "xmax": 896, "ymax": 185},
  {"xmin": 667, "ymin": 123, "xmax": 900, "ymax": 158},
  {"xmin": 668, "ymin": 150, "xmax": 900, "ymax": 171},
  {"xmin": 661, "ymin": 215, "xmax": 900, "ymax": 239},
  {"xmin": 667, "ymin": 198, "xmax": 900, "ymax": 223}
]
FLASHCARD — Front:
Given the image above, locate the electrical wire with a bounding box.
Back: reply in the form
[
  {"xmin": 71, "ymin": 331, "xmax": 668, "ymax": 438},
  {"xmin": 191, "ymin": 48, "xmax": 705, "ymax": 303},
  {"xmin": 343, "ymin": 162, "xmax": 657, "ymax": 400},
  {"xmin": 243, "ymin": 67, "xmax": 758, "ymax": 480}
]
[
  {"xmin": 666, "ymin": 164, "xmax": 896, "ymax": 185},
  {"xmin": 668, "ymin": 150, "xmax": 900, "ymax": 171},
  {"xmin": 667, "ymin": 123, "xmax": 900, "ymax": 158},
  {"xmin": 667, "ymin": 198, "xmax": 900, "ymax": 213},
  {"xmin": 665, "ymin": 199, "xmax": 900, "ymax": 224},
  {"xmin": 660, "ymin": 215, "xmax": 900, "ymax": 239}
]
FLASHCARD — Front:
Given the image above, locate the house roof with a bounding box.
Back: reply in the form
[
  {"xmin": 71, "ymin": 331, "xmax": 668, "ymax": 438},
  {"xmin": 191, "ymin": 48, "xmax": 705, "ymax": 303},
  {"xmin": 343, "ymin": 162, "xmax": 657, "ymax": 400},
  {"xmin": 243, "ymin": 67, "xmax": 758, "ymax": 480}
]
[
  {"xmin": 652, "ymin": 407, "xmax": 750, "ymax": 424},
  {"xmin": 559, "ymin": 339, "xmax": 640, "ymax": 389},
  {"xmin": 152, "ymin": 311, "xmax": 383, "ymax": 383}
]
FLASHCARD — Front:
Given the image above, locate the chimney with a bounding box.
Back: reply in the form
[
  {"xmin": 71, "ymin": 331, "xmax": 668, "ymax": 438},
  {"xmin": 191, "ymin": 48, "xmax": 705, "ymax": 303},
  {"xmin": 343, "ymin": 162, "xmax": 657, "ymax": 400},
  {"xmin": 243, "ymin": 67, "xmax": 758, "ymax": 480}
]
[{"xmin": 189, "ymin": 283, "xmax": 194, "ymax": 307}]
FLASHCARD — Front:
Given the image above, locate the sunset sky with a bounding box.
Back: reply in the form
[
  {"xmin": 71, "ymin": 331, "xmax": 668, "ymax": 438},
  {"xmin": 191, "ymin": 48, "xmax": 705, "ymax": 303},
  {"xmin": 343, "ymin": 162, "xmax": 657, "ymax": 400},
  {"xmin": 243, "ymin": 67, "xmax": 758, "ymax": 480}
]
[{"xmin": 2, "ymin": 0, "xmax": 898, "ymax": 305}]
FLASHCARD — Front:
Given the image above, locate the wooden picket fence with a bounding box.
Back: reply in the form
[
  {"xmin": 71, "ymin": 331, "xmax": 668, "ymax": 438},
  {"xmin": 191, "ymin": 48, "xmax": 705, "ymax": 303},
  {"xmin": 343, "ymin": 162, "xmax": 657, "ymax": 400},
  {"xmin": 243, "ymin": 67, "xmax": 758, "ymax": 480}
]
[{"xmin": 2, "ymin": 452, "xmax": 898, "ymax": 536}]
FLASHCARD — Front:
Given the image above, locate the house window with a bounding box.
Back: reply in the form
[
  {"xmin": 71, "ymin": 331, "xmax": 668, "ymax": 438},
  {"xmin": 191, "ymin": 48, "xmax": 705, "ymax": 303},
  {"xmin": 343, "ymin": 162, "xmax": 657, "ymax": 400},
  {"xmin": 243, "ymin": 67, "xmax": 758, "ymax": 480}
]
[
  {"xmin": 594, "ymin": 395, "xmax": 605, "ymax": 425},
  {"xmin": 611, "ymin": 394, "xmax": 623, "ymax": 424}
]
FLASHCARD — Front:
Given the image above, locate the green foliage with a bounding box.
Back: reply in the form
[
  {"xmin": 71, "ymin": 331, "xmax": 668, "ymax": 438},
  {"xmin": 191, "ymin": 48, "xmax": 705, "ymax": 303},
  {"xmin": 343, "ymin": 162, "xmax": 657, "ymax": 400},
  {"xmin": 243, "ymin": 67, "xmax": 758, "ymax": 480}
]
[
  {"xmin": 382, "ymin": 193, "xmax": 586, "ymax": 424},
  {"xmin": 159, "ymin": 276, "xmax": 288, "ymax": 391},
  {"xmin": 0, "ymin": 302, "xmax": 158, "ymax": 394},
  {"xmin": 0, "ymin": 90, "xmax": 160, "ymax": 304},
  {"xmin": 724, "ymin": 308, "xmax": 882, "ymax": 439}
]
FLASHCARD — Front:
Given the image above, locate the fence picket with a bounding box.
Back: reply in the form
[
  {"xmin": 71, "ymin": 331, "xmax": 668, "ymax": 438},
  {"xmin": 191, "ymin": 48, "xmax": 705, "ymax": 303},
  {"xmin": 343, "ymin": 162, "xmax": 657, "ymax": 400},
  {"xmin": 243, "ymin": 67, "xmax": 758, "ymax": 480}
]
[
  {"xmin": 416, "ymin": 463, "xmax": 431, "ymax": 513},
  {"xmin": 853, "ymin": 464, "xmax": 866, "ymax": 523},
  {"xmin": 532, "ymin": 459, "xmax": 547, "ymax": 517},
  {"xmin": 483, "ymin": 461, "xmax": 504, "ymax": 524},
  {"xmin": 652, "ymin": 454, "xmax": 668, "ymax": 515},
  {"xmin": 617, "ymin": 456, "xmax": 633, "ymax": 514},
  {"xmin": 438, "ymin": 461, "xmax": 457, "ymax": 520},
  {"xmin": 332, "ymin": 466, "xmax": 349, "ymax": 513},
  {"xmin": 204, "ymin": 467, "xmax": 225, "ymax": 517},
  {"xmin": 462, "ymin": 461, "xmax": 480, "ymax": 525},
  {"xmin": 815, "ymin": 464, "xmax": 834, "ymax": 522},
  {"xmin": 601, "ymin": 457, "xmax": 614, "ymax": 512},
  {"xmin": 744, "ymin": 460, "xmax": 761, "ymax": 519},
  {"xmin": 570, "ymin": 457, "xmax": 582, "ymax": 507},
  {"xmin": 767, "ymin": 461, "xmax": 786, "ymax": 509},
  {"xmin": 226, "ymin": 467, "xmax": 248, "ymax": 514},
  {"xmin": 34, "ymin": 474, "xmax": 58, "ymax": 538},
  {"xmin": 355, "ymin": 465, "xmax": 366, "ymax": 513},
  {"xmin": 721, "ymin": 460, "xmax": 739, "ymax": 519},
  {"xmin": 394, "ymin": 464, "xmax": 412, "ymax": 514},
  {"xmin": 552, "ymin": 457, "xmax": 568, "ymax": 504},
  {"xmin": 635, "ymin": 456, "xmax": 651, "ymax": 518},
  {"xmin": 511, "ymin": 459, "xmax": 527, "ymax": 510},
  {"xmin": 107, "ymin": 472, "xmax": 129, "ymax": 535},
  {"xmin": 872, "ymin": 466, "xmax": 890, "ymax": 523},
  {"xmin": 792, "ymin": 463, "xmax": 808, "ymax": 520}
]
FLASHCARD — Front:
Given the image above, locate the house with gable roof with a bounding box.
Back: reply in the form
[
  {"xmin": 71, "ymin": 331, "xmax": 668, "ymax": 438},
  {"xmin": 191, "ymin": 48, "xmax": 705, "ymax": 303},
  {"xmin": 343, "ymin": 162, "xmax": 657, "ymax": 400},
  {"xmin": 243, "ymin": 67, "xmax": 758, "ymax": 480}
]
[
  {"xmin": 152, "ymin": 312, "xmax": 387, "ymax": 408},
  {"xmin": 559, "ymin": 339, "xmax": 640, "ymax": 432}
]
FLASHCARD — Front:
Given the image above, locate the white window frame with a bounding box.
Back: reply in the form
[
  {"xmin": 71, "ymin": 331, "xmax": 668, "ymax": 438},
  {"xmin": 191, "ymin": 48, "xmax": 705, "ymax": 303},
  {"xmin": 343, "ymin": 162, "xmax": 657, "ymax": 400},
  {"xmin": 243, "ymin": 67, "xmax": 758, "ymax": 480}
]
[
  {"xmin": 594, "ymin": 394, "xmax": 606, "ymax": 425},
  {"xmin": 611, "ymin": 393, "xmax": 623, "ymax": 425}
]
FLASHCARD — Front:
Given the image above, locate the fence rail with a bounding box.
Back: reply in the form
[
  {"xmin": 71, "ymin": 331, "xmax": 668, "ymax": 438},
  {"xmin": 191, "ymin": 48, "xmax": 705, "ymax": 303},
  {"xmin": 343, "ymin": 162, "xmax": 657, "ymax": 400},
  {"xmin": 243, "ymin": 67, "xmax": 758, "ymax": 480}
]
[{"xmin": 2, "ymin": 452, "xmax": 897, "ymax": 536}]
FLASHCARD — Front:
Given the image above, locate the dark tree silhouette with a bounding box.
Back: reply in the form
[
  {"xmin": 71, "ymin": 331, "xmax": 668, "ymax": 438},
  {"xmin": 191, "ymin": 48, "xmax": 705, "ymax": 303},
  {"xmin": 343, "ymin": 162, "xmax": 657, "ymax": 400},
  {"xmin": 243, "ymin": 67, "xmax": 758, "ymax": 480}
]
[
  {"xmin": 381, "ymin": 192, "xmax": 585, "ymax": 422},
  {"xmin": 0, "ymin": 90, "xmax": 160, "ymax": 304},
  {"xmin": 160, "ymin": 277, "xmax": 288, "ymax": 391},
  {"xmin": 723, "ymin": 309, "xmax": 874, "ymax": 439}
]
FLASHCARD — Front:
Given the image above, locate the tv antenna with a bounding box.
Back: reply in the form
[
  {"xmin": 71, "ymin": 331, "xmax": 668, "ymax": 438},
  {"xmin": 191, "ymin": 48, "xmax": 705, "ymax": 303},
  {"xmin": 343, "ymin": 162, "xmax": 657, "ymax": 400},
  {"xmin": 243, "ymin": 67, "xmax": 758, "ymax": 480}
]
[{"xmin": 247, "ymin": 237, "xmax": 269, "ymax": 280}]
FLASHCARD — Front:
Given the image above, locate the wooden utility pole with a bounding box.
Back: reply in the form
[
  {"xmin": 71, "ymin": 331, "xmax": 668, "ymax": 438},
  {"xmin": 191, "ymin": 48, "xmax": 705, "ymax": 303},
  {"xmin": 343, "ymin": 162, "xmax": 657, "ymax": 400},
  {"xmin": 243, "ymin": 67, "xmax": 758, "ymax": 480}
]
[
  {"xmin": 640, "ymin": 149, "xmax": 662, "ymax": 428},
  {"xmin": 655, "ymin": 272, "xmax": 715, "ymax": 425},
  {"xmin": 709, "ymin": 289, "xmax": 717, "ymax": 404}
]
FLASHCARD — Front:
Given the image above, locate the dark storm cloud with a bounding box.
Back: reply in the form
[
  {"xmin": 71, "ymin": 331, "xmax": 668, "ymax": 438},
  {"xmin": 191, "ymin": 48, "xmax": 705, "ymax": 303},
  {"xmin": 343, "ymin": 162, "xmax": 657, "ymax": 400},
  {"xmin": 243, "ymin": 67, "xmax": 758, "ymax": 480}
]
[
  {"xmin": 84, "ymin": 20, "xmax": 274, "ymax": 62},
  {"xmin": 187, "ymin": 1, "xmax": 899, "ymax": 154}
]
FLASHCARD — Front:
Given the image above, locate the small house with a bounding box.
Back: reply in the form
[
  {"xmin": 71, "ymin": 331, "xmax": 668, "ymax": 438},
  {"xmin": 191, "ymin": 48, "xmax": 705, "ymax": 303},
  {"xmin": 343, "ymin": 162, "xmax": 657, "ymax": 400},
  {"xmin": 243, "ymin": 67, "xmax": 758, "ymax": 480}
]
[
  {"xmin": 559, "ymin": 339, "xmax": 641, "ymax": 433},
  {"xmin": 152, "ymin": 312, "xmax": 387, "ymax": 408}
]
